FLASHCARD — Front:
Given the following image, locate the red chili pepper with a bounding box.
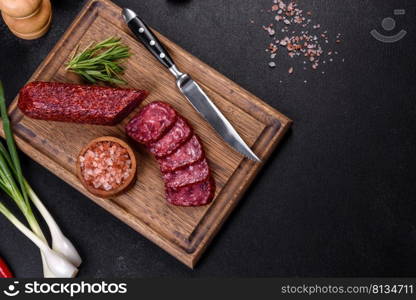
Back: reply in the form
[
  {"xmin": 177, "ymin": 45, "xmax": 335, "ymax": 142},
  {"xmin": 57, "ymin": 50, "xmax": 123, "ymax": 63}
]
[{"xmin": 0, "ymin": 257, "xmax": 13, "ymax": 278}]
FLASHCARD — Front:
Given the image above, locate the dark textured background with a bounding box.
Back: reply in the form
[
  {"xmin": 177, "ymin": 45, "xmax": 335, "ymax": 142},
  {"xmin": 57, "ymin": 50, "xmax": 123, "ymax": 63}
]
[{"xmin": 0, "ymin": 0, "xmax": 415, "ymax": 277}]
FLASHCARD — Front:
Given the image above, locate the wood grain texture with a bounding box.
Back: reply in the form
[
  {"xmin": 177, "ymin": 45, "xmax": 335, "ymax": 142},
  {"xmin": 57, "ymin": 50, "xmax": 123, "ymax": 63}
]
[{"xmin": 1, "ymin": 0, "xmax": 292, "ymax": 268}]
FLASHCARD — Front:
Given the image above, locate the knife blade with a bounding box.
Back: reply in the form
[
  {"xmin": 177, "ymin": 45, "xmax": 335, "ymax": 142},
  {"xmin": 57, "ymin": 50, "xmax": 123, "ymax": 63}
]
[{"xmin": 122, "ymin": 8, "xmax": 261, "ymax": 162}]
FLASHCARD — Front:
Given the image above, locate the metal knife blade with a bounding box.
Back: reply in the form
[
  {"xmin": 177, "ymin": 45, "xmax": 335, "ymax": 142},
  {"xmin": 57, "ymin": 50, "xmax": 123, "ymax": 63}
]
[
  {"xmin": 177, "ymin": 74, "xmax": 261, "ymax": 162},
  {"xmin": 122, "ymin": 8, "xmax": 261, "ymax": 162}
]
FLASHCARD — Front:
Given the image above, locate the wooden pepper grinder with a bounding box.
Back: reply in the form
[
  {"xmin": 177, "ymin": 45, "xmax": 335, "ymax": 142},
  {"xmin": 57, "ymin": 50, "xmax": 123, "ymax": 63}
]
[{"xmin": 0, "ymin": 0, "xmax": 52, "ymax": 40}]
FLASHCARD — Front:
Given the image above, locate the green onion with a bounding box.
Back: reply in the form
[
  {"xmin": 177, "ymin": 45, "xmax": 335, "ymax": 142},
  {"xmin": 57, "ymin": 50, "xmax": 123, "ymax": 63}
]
[
  {"xmin": 66, "ymin": 37, "xmax": 131, "ymax": 85},
  {"xmin": 0, "ymin": 203, "xmax": 77, "ymax": 278},
  {"xmin": 0, "ymin": 83, "xmax": 28, "ymax": 207},
  {"xmin": 0, "ymin": 81, "xmax": 81, "ymax": 277}
]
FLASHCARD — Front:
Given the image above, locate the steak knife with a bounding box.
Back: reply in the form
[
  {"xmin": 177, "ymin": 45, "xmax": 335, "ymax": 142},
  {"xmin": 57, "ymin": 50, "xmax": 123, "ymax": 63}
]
[{"xmin": 122, "ymin": 8, "xmax": 261, "ymax": 162}]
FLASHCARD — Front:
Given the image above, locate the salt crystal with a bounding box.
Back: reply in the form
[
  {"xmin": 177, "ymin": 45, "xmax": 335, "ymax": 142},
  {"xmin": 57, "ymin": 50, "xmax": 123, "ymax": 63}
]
[
  {"xmin": 80, "ymin": 141, "xmax": 132, "ymax": 191},
  {"xmin": 260, "ymin": 0, "xmax": 342, "ymax": 74}
]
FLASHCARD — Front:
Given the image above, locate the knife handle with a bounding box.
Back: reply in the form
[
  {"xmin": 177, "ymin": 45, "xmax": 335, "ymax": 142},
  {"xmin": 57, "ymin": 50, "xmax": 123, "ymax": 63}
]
[{"xmin": 126, "ymin": 15, "xmax": 175, "ymax": 69}]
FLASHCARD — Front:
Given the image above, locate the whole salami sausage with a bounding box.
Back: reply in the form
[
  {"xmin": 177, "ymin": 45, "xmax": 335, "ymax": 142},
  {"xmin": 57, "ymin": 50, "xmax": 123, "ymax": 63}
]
[{"xmin": 18, "ymin": 81, "xmax": 148, "ymax": 125}]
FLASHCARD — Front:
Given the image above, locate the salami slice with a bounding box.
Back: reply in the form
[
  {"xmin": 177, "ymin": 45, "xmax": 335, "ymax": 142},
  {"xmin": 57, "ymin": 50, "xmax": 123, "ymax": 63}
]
[
  {"xmin": 163, "ymin": 158, "xmax": 209, "ymax": 188},
  {"xmin": 148, "ymin": 116, "xmax": 192, "ymax": 157},
  {"xmin": 126, "ymin": 101, "xmax": 177, "ymax": 144},
  {"xmin": 166, "ymin": 177, "xmax": 215, "ymax": 206},
  {"xmin": 157, "ymin": 135, "xmax": 204, "ymax": 172}
]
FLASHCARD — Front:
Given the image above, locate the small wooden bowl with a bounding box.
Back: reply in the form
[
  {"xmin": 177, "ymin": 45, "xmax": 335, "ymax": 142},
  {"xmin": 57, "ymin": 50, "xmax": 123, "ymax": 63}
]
[{"xmin": 76, "ymin": 136, "xmax": 137, "ymax": 198}]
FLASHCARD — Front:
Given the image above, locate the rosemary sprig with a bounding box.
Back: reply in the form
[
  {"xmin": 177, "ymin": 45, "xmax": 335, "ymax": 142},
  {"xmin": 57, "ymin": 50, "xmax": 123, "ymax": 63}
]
[{"xmin": 66, "ymin": 37, "xmax": 131, "ymax": 85}]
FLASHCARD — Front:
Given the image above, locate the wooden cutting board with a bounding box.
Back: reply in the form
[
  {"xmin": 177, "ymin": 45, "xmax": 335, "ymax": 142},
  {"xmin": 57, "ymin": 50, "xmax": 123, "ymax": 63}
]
[{"xmin": 3, "ymin": 0, "xmax": 292, "ymax": 268}]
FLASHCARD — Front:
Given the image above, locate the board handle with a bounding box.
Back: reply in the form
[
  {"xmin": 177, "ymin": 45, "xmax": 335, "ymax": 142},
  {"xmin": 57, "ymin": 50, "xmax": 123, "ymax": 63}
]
[{"xmin": 123, "ymin": 8, "xmax": 175, "ymax": 69}]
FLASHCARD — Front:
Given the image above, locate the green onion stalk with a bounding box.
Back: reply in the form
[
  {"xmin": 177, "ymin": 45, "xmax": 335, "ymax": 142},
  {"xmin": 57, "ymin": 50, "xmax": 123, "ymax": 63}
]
[{"xmin": 0, "ymin": 81, "xmax": 81, "ymax": 277}]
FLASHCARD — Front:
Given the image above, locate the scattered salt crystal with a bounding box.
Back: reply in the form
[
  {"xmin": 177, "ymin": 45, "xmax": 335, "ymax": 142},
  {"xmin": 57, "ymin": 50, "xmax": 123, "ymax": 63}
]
[{"xmin": 259, "ymin": 0, "xmax": 342, "ymax": 75}]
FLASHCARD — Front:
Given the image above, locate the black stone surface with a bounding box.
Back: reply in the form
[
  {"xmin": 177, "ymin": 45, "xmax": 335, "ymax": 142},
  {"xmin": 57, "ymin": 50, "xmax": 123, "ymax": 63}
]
[{"xmin": 0, "ymin": 0, "xmax": 415, "ymax": 277}]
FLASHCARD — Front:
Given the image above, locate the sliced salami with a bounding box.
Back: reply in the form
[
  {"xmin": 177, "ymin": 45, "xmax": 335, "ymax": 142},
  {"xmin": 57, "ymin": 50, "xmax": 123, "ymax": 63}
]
[
  {"xmin": 148, "ymin": 116, "xmax": 192, "ymax": 157},
  {"xmin": 126, "ymin": 101, "xmax": 177, "ymax": 144},
  {"xmin": 166, "ymin": 177, "xmax": 215, "ymax": 206},
  {"xmin": 125, "ymin": 101, "xmax": 216, "ymax": 207},
  {"xmin": 163, "ymin": 158, "xmax": 209, "ymax": 188},
  {"xmin": 157, "ymin": 135, "xmax": 204, "ymax": 172}
]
